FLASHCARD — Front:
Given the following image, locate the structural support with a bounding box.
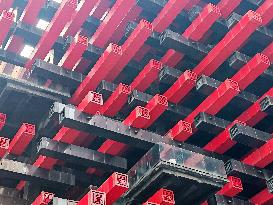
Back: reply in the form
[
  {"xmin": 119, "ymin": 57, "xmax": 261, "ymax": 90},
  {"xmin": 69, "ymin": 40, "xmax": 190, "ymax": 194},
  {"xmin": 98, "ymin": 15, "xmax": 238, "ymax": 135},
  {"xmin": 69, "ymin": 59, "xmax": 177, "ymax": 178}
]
[
  {"xmin": 100, "ymin": 83, "xmax": 132, "ymax": 117},
  {"xmin": 217, "ymin": 176, "xmax": 243, "ymax": 197},
  {"xmin": 70, "ymin": 43, "xmax": 122, "ymax": 105},
  {"xmin": 90, "ymin": 0, "xmax": 136, "ymax": 48},
  {"xmin": 77, "ymin": 91, "xmax": 103, "ymax": 115},
  {"xmin": 193, "ymin": 10, "xmax": 262, "ymax": 76},
  {"xmin": 217, "ymin": 0, "xmax": 242, "ymax": 18},
  {"xmin": 256, "ymin": 0, "xmax": 273, "ymax": 26},
  {"xmin": 250, "ymin": 189, "xmax": 273, "ymax": 205},
  {"xmin": 64, "ymin": 0, "xmax": 99, "ymax": 37},
  {"xmin": 143, "ymin": 94, "xmax": 168, "ymax": 128},
  {"xmin": 130, "ymin": 59, "xmax": 162, "ymax": 92},
  {"xmin": 97, "ymin": 173, "xmax": 129, "ymax": 204},
  {"xmin": 25, "ymin": 0, "xmax": 77, "ymax": 69},
  {"xmin": 0, "ymin": 10, "xmax": 14, "ymax": 46},
  {"xmin": 152, "ymin": 0, "xmax": 190, "ymax": 32},
  {"xmin": 163, "ymin": 70, "xmax": 197, "ymax": 103},
  {"xmin": 204, "ymin": 88, "xmax": 273, "ymax": 154},
  {"xmin": 105, "ymin": 19, "xmax": 153, "ymax": 82},
  {"xmin": 8, "ymin": 123, "xmax": 35, "ymax": 156},
  {"xmin": 58, "ymin": 35, "xmax": 88, "ymax": 70},
  {"xmin": 183, "ymin": 4, "xmax": 221, "ymax": 41}
]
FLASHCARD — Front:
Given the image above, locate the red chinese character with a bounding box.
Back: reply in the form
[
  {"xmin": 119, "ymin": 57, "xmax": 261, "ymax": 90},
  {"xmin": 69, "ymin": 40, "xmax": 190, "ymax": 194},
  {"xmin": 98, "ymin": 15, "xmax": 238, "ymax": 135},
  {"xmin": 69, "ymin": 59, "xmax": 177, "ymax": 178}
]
[
  {"xmin": 2, "ymin": 10, "xmax": 14, "ymax": 21},
  {"xmin": 0, "ymin": 137, "xmax": 9, "ymax": 149},
  {"xmin": 120, "ymin": 84, "xmax": 131, "ymax": 95},
  {"xmin": 150, "ymin": 59, "xmax": 162, "ymax": 70},
  {"xmin": 179, "ymin": 121, "xmax": 192, "ymax": 133},
  {"xmin": 42, "ymin": 192, "xmax": 54, "ymax": 204},
  {"xmin": 184, "ymin": 70, "xmax": 198, "ymax": 82},
  {"xmin": 226, "ymin": 79, "xmax": 240, "ymax": 91},
  {"xmin": 24, "ymin": 123, "xmax": 35, "ymax": 135},
  {"xmin": 116, "ymin": 173, "xmax": 129, "ymax": 188},
  {"xmin": 162, "ymin": 189, "xmax": 174, "ymax": 202},
  {"xmin": 109, "ymin": 44, "xmax": 122, "ymax": 55},
  {"xmin": 141, "ymin": 19, "xmax": 153, "ymax": 30},
  {"xmin": 137, "ymin": 107, "xmax": 150, "ymax": 119},
  {"xmin": 91, "ymin": 191, "xmax": 105, "ymax": 205},
  {"xmin": 91, "ymin": 92, "xmax": 103, "ymax": 105},
  {"xmin": 157, "ymin": 95, "xmax": 168, "ymax": 106},
  {"xmin": 77, "ymin": 35, "xmax": 88, "ymax": 46},
  {"xmin": 230, "ymin": 176, "xmax": 243, "ymax": 189},
  {"xmin": 0, "ymin": 113, "xmax": 6, "ymax": 123}
]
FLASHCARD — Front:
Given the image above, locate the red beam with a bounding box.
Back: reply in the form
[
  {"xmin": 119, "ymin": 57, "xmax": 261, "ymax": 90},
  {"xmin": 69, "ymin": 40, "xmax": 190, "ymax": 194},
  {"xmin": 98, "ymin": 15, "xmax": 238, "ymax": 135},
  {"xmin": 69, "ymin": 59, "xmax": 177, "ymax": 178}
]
[
  {"xmin": 193, "ymin": 10, "xmax": 262, "ymax": 76},
  {"xmin": 24, "ymin": 0, "xmax": 77, "ymax": 70},
  {"xmin": 0, "ymin": 10, "xmax": 14, "ymax": 46},
  {"xmin": 204, "ymin": 87, "xmax": 273, "ymax": 154},
  {"xmin": 152, "ymin": 0, "xmax": 190, "ymax": 32},
  {"xmin": 130, "ymin": 59, "xmax": 162, "ymax": 92},
  {"xmin": 19, "ymin": 0, "xmax": 47, "ymax": 24},
  {"xmin": 74, "ymin": 58, "xmax": 92, "ymax": 73},
  {"xmin": 100, "ymin": 83, "xmax": 132, "ymax": 117},
  {"xmin": 184, "ymin": 0, "xmax": 201, "ymax": 11},
  {"xmin": 263, "ymin": 42, "xmax": 273, "ymax": 63},
  {"xmin": 123, "ymin": 106, "xmax": 150, "ymax": 128},
  {"xmin": 110, "ymin": 5, "xmax": 142, "ymax": 43},
  {"xmin": 203, "ymin": 120, "xmax": 245, "ymax": 154},
  {"xmin": 217, "ymin": 0, "xmax": 242, "ymax": 18},
  {"xmin": 236, "ymin": 100, "xmax": 270, "ymax": 127},
  {"xmin": 0, "ymin": 137, "xmax": 9, "ymax": 158},
  {"xmin": 186, "ymin": 79, "xmax": 240, "ymax": 123},
  {"xmin": 183, "ymin": 3, "xmax": 221, "ymax": 41},
  {"xmin": 256, "ymin": 0, "xmax": 273, "ymax": 26},
  {"xmin": 147, "ymin": 188, "xmax": 175, "ymax": 205},
  {"xmin": 90, "ymin": 0, "xmax": 111, "ymax": 19},
  {"xmin": 78, "ymin": 189, "xmax": 106, "ymax": 205},
  {"xmin": 250, "ymin": 189, "xmax": 273, "ymax": 205},
  {"xmin": 31, "ymin": 191, "xmax": 54, "ymax": 205},
  {"xmin": 217, "ymin": 176, "xmax": 243, "ymax": 197},
  {"xmin": 0, "ymin": 113, "xmax": 6, "ymax": 131},
  {"xmin": 77, "ymin": 91, "xmax": 103, "ymax": 115},
  {"xmin": 97, "ymin": 172, "xmax": 129, "ymax": 204},
  {"xmin": 232, "ymin": 53, "xmax": 270, "ymax": 90},
  {"xmin": 243, "ymin": 138, "xmax": 273, "ymax": 168},
  {"xmin": 106, "ymin": 19, "xmax": 153, "ymax": 82},
  {"xmin": 0, "ymin": 0, "xmax": 13, "ymax": 13},
  {"xmin": 33, "ymin": 155, "xmax": 59, "ymax": 170},
  {"xmin": 133, "ymin": 44, "xmax": 151, "ymax": 62},
  {"xmin": 90, "ymin": 0, "xmax": 136, "ymax": 48},
  {"xmin": 160, "ymin": 49, "xmax": 184, "ymax": 68},
  {"xmin": 167, "ymin": 79, "xmax": 240, "ymax": 142},
  {"xmin": 8, "ymin": 123, "xmax": 35, "ymax": 156},
  {"xmin": 6, "ymin": 0, "xmax": 46, "ymax": 53},
  {"xmin": 160, "ymin": 3, "xmax": 221, "ymax": 67},
  {"xmin": 166, "ymin": 120, "xmax": 193, "ymax": 142},
  {"xmin": 5, "ymin": 35, "xmax": 24, "ymax": 53},
  {"xmin": 58, "ymin": 35, "xmax": 88, "ymax": 70},
  {"xmin": 70, "ymin": 43, "xmax": 122, "ymax": 105},
  {"xmin": 143, "ymin": 94, "xmax": 168, "ymax": 128},
  {"xmin": 163, "ymin": 70, "xmax": 197, "ymax": 103},
  {"xmin": 64, "ymin": 0, "xmax": 99, "ymax": 37}
]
